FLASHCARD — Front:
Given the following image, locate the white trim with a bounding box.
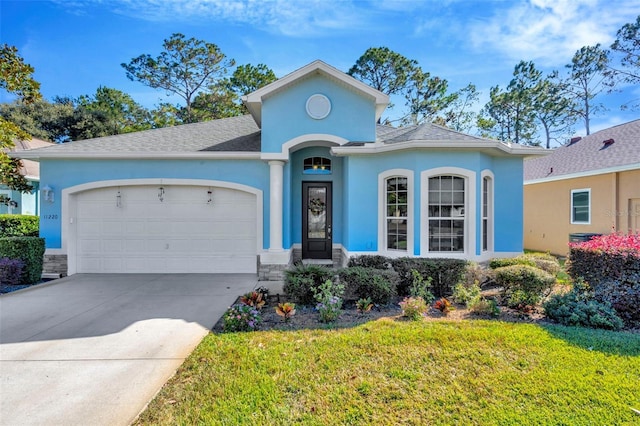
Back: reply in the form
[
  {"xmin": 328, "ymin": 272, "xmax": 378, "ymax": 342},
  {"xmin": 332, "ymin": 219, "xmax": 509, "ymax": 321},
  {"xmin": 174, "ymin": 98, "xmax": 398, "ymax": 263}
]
[
  {"xmin": 269, "ymin": 161, "xmax": 285, "ymax": 251},
  {"xmin": 481, "ymin": 170, "xmax": 495, "ymax": 253},
  {"xmin": 259, "ymin": 248, "xmax": 292, "ymax": 265},
  {"xmin": 378, "ymin": 169, "xmax": 414, "ymax": 256},
  {"xmin": 306, "ymin": 94, "xmax": 331, "ymax": 119},
  {"xmin": 524, "ymin": 162, "xmax": 640, "ymax": 185},
  {"xmin": 61, "ymin": 179, "xmax": 263, "ymax": 275},
  {"xmin": 11, "ymin": 151, "xmax": 262, "ymax": 160},
  {"xmin": 420, "ymin": 167, "xmax": 476, "ymax": 257},
  {"xmin": 261, "ymin": 134, "xmax": 350, "ymax": 161},
  {"xmin": 332, "ymin": 140, "xmax": 548, "ymax": 158},
  {"xmin": 44, "ymin": 248, "xmax": 66, "ymax": 255},
  {"xmin": 570, "ymin": 188, "xmax": 591, "ymax": 225},
  {"xmin": 341, "ymin": 248, "xmax": 520, "ymax": 263}
]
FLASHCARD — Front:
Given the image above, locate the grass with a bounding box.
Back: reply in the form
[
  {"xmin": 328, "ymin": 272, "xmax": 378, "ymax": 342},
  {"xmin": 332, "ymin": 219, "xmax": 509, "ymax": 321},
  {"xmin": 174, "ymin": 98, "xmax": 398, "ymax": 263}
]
[{"xmin": 135, "ymin": 319, "xmax": 640, "ymax": 425}]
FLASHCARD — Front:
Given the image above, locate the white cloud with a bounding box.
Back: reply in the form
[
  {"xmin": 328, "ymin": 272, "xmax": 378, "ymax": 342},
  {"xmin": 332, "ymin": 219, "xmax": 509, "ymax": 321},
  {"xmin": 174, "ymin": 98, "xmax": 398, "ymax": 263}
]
[{"xmin": 468, "ymin": 0, "xmax": 639, "ymax": 67}]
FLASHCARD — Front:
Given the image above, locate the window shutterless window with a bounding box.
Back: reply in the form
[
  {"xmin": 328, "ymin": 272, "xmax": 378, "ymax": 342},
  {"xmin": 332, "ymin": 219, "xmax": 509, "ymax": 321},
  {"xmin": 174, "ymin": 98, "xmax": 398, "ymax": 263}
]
[
  {"xmin": 571, "ymin": 189, "xmax": 590, "ymax": 224},
  {"xmin": 428, "ymin": 176, "xmax": 465, "ymax": 252},
  {"xmin": 386, "ymin": 177, "xmax": 408, "ymax": 250}
]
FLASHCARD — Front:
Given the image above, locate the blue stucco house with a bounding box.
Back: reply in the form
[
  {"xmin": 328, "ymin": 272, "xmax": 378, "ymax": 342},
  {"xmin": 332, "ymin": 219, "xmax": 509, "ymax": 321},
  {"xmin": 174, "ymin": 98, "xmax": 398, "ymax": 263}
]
[{"xmin": 13, "ymin": 60, "xmax": 545, "ymax": 280}]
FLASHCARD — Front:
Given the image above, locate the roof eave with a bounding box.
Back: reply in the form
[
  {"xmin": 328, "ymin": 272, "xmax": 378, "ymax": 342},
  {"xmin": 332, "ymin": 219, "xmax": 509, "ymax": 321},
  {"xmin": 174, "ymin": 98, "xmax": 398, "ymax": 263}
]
[
  {"xmin": 332, "ymin": 140, "xmax": 550, "ymax": 157},
  {"xmin": 9, "ymin": 151, "xmax": 262, "ymax": 161}
]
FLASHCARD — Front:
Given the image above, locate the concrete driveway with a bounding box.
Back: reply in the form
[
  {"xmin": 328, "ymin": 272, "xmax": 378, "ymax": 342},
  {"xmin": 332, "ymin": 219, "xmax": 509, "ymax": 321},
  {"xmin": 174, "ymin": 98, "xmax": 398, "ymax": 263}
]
[{"xmin": 0, "ymin": 273, "xmax": 257, "ymax": 426}]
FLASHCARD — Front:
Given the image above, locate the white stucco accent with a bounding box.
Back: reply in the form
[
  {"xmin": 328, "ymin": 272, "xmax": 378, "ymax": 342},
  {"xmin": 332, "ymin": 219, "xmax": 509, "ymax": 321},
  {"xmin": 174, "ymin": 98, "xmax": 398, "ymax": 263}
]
[
  {"xmin": 481, "ymin": 169, "xmax": 495, "ymax": 254},
  {"xmin": 378, "ymin": 169, "xmax": 414, "ymax": 256},
  {"xmin": 61, "ymin": 179, "xmax": 263, "ymax": 275},
  {"xmin": 420, "ymin": 167, "xmax": 477, "ymax": 258},
  {"xmin": 261, "ymin": 134, "xmax": 350, "ymax": 161},
  {"xmin": 268, "ymin": 161, "xmax": 285, "ymax": 251}
]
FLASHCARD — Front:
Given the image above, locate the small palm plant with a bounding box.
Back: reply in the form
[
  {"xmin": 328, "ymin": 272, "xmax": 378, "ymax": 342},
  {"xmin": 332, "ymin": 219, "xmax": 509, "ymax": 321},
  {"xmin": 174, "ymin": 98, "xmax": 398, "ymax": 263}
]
[
  {"xmin": 275, "ymin": 302, "xmax": 296, "ymax": 322},
  {"xmin": 356, "ymin": 297, "xmax": 373, "ymax": 314}
]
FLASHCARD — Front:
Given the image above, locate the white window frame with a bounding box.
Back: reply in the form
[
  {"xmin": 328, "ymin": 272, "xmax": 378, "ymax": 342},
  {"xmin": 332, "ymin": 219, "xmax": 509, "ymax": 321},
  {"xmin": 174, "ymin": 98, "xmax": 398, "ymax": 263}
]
[
  {"xmin": 481, "ymin": 170, "xmax": 494, "ymax": 253},
  {"xmin": 378, "ymin": 169, "xmax": 414, "ymax": 255},
  {"xmin": 571, "ymin": 188, "xmax": 591, "ymax": 224},
  {"xmin": 421, "ymin": 167, "xmax": 476, "ymax": 258}
]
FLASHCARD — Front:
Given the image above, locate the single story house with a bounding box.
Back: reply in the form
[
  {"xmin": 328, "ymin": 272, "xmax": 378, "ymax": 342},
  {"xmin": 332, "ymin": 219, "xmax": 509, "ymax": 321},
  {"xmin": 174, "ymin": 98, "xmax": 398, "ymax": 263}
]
[
  {"xmin": 13, "ymin": 60, "xmax": 545, "ymax": 280},
  {"xmin": 524, "ymin": 119, "xmax": 640, "ymax": 256},
  {"xmin": 1, "ymin": 137, "xmax": 54, "ymax": 215}
]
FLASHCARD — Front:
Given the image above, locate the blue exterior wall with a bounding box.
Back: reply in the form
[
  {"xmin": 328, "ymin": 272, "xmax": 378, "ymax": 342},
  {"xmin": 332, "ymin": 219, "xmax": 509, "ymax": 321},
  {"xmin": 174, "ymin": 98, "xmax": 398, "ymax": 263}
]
[
  {"xmin": 39, "ymin": 159, "xmax": 270, "ymax": 249},
  {"xmin": 288, "ymin": 147, "xmax": 344, "ymax": 248},
  {"xmin": 261, "ymin": 75, "xmax": 376, "ymax": 153},
  {"xmin": 342, "ymin": 150, "xmax": 524, "ymax": 255}
]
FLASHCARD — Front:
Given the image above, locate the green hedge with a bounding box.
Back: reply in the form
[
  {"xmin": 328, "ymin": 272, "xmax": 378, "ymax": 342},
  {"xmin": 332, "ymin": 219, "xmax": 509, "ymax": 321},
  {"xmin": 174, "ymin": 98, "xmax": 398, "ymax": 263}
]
[
  {"xmin": 283, "ymin": 263, "xmax": 335, "ymax": 305},
  {"xmin": 0, "ymin": 215, "xmax": 39, "ymax": 237},
  {"xmin": 0, "ymin": 237, "xmax": 45, "ymax": 284},
  {"xmin": 390, "ymin": 257, "xmax": 467, "ymax": 297},
  {"xmin": 495, "ymin": 265, "xmax": 556, "ymax": 308},
  {"xmin": 338, "ymin": 266, "xmax": 398, "ymax": 304},
  {"xmin": 347, "ymin": 255, "xmax": 392, "ymax": 270}
]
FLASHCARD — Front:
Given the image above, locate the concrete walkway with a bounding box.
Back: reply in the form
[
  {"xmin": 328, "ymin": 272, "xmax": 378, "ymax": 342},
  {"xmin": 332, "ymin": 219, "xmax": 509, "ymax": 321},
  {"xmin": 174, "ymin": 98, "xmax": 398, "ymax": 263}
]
[{"xmin": 0, "ymin": 273, "xmax": 256, "ymax": 426}]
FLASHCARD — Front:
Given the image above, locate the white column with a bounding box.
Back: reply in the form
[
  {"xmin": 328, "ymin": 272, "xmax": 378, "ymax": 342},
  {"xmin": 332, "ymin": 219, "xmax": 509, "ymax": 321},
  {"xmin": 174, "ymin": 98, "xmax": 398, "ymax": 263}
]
[{"xmin": 268, "ymin": 160, "xmax": 284, "ymax": 251}]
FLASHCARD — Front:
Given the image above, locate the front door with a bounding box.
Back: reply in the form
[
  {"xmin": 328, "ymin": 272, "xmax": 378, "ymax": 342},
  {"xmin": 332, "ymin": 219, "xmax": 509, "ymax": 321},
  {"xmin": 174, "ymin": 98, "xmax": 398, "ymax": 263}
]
[{"xmin": 302, "ymin": 182, "xmax": 332, "ymax": 259}]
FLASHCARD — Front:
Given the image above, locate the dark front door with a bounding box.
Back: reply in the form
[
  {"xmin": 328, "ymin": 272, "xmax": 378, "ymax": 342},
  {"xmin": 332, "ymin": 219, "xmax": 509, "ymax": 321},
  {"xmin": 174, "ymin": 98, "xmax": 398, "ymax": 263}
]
[{"xmin": 302, "ymin": 182, "xmax": 332, "ymax": 259}]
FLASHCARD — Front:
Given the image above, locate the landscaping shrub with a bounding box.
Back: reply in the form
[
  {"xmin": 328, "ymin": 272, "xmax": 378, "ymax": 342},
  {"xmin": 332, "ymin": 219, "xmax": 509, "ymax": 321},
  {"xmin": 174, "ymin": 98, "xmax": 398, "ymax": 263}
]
[
  {"xmin": 0, "ymin": 214, "xmax": 39, "ymax": 237},
  {"xmin": 0, "ymin": 257, "xmax": 25, "ymax": 285},
  {"xmin": 338, "ymin": 266, "xmax": 398, "ymax": 305},
  {"xmin": 407, "ymin": 269, "xmax": 434, "ymax": 304},
  {"xmin": 543, "ymin": 280, "xmax": 624, "ymax": 331},
  {"xmin": 391, "ymin": 257, "xmax": 467, "ymax": 297},
  {"xmin": 489, "ymin": 256, "xmax": 536, "ymax": 269},
  {"xmin": 313, "ymin": 279, "xmax": 344, "ymax": 323},
  {"xmin": 347, "ymin": 255, "xmax": 392, "ymax": 270},
  {"xmin": 460, "ymin": 262, "xmax": 493, "ymax": 287},
  {"xmin": 468, "ymin": 298, "xmax": 500, "ymax": 317},
  {"xmin": 284, "ymin": 263, "xmax": 335, "ymax": 305},
  {"xmin": 494, "ymin": 264, "xmax": 556, "ymax": 309},
  {"xmin": 452, "ymin": 281, "xmax": 481, "ymax": 306},
  {"xmin": 593, "ymin": 272, "xmax": 640, "ymax": 328},
  {"xmin": 399, "ymin": 296, "xmax": 428, "ymax": 321},
  {"xmin": 567, "ymin": 232, "xmax": 640, "ymax": 287},
  {"xmin": 222, "ymin": 304, "xmax": 262, "ymax": 332},
  {"xmin": 0, "ymin": 237, "xmax": 45, "ymax": 284}
]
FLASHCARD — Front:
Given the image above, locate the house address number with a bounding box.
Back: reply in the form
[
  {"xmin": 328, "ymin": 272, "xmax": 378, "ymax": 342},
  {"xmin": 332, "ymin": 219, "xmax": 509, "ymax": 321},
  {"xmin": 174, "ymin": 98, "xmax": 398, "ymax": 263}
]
[{"xmin": 43, "ymin": 214, "xmax": 59, "ymax": 220}]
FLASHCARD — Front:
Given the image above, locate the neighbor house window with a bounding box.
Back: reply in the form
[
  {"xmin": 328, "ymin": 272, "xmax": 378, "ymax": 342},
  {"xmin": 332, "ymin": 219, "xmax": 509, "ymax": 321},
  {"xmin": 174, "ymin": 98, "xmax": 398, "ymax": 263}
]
[
  {"xmin": 482, "ymin": 175, "xmax": 493, "ymax": 252},
  {"xmin": 386, "ymin": 177, "xmax": 408, "ymax": 250},
  {"xmin": 571, "ymin": 189, "xmax": 590, "ymax": 224},
  {"xmin": 428, "ymin": 175, "xmax": 465, "ymax": 252}
]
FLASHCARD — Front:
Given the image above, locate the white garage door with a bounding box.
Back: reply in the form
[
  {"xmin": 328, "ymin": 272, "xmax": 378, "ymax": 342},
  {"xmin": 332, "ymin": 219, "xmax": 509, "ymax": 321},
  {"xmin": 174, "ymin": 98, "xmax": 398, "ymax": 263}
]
[{"xmin": 74, "ymin": 185, "xmax": 257, "ymax": 273}]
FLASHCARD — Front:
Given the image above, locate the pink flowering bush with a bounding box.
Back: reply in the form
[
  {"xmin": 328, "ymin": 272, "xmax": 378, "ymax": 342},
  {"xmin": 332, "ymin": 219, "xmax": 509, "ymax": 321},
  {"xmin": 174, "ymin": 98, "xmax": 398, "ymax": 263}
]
[
  {"xmin": 567, "ymin": 232, "xmax": 640, "ymax": 286},
  {"xmin": 222, "ymin": 304, "xmax": 262, "ymax": 332}
]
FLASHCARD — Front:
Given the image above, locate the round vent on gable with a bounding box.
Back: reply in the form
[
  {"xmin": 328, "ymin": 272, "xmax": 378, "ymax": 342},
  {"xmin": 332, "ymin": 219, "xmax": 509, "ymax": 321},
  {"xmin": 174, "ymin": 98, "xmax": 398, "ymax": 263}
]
[{"xmin": 306, "ymin": 94, "xmax": 331, "ymax": 120}]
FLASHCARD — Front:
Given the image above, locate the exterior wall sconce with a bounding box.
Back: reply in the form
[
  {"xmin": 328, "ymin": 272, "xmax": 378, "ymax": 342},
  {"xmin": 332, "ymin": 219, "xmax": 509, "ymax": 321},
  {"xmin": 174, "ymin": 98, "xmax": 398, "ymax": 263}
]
[
  {"xmin": 207, "ymin": 189, "xmax": 213, "ymax": 204},
  {"xmin": 41, "ymin": 185, "xmax": 54, "ymax": 203},
  {"xmin": 116, "ymin": 190, "xmax": 122, "ymax": 208},
  {"xmin": 158, "ymin": 186, "xmax": 165, "ymax": 202}
]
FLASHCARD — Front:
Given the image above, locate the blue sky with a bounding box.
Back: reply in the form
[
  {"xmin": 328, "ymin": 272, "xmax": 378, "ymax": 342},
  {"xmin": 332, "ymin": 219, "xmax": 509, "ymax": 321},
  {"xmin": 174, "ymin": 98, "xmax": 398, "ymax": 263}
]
[{"xmin": 1, "ymin": 0, "xmax": 638, "ymax": 138}]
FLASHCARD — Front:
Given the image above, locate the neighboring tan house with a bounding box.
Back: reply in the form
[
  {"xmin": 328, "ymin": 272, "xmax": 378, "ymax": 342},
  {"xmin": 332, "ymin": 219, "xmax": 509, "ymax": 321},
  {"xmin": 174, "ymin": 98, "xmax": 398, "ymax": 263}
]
[
  {"xmin": 12, "ymin": 60, "xmax": 546, "ymax": 279},
  {"xmin": 1, "ymin": 137, "xmax": 54, "ymax": 215},
  {"xmin": 524, "ymin": 119, "xmax": 640, "ymax": 256}
]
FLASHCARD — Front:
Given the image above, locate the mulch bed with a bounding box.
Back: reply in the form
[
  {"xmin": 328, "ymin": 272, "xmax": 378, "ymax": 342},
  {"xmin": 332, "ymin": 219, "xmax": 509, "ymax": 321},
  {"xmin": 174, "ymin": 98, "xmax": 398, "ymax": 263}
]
[{"xmin": 212, "ymin": 291, "xmax": 550, "ymax": 333}]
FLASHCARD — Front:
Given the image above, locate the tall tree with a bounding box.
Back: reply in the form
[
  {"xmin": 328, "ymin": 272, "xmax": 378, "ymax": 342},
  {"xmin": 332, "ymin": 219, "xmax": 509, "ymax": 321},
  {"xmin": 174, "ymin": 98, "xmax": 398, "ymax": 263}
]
[
  {"xmin": 609, "ymin": 15, "xmax": 640, "ymax": 110},
  {"xmin": 433, "ymin": 83, "xmax": 480, "ymax": 133},
  {"xmin": 532, "ymin": 72, "xmax": 576, "ymax": 149},
  {"xmin": 402, "ymin": 67, "xmax": 455, "ymax": 125},
  {"xmin": 122, "ymin": 33, "xmax": 235, "ymax": 124},
  {"xmin": 0, "ymin": 44, "xmax": 41, "ymax": 202},
  {"xmin": 565, "ymin": 44, "xmax": 610, "ymax": 135},
  {"xmin": 0, "ymin": 99, "xmax": 74, "ymax": 142},
  {"xmin": 229, "ymin": 63, "xmax": 276, "ymax": 97},
  {"xmin": 77, "ymin": 86, "xmax": 151, "ymax": 135}
]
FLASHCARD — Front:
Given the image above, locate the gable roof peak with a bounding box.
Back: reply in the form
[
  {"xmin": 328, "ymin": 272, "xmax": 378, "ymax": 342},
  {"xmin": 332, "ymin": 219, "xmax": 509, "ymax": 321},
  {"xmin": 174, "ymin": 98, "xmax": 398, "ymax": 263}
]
[{"xmin": 242, "ymin": 59, "xmax": 389, "ymax": 127}]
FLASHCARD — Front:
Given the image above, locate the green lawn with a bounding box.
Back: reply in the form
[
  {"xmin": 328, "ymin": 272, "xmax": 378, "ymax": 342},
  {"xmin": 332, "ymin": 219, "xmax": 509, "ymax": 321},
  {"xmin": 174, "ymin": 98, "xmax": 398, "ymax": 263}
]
[{"xmin": 135, "ymin": 319, "xmax": 640, "ymax": 425}]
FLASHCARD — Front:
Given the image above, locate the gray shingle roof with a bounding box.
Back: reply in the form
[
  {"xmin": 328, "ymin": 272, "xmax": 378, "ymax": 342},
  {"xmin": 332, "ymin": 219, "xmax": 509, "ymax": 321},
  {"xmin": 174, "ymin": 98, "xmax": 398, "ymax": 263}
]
[
  {"xmin": 377, "ymin": 122, "xmax": 491, "ymax": 144},
  {"xmin": 524, "ymin": 119, "xmax": 640, "ymax": 181},
  {"xmin": 14, "ymin": 114, "xmax": 532, "ymax": 158}
]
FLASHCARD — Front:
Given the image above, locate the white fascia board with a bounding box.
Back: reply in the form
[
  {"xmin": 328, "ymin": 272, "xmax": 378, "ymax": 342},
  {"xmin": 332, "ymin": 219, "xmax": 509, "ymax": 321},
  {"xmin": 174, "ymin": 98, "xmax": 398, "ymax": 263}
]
[
  {"xmin": 331, "ymin": 140, "xmax": 549, "ymax": 157},
  {"xmin": 9, "ymin": 151, "xmax": 262, "ymax": 160},
  {"xmin": 524, "ymin": 162, "xmax": 640, "ymax": 185}
]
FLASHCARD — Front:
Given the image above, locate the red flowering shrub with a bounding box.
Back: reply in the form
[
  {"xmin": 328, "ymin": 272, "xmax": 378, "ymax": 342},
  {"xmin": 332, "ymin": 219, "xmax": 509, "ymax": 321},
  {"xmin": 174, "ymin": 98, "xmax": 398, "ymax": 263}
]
[{"xmin": 567, "ymin": 232, "xmax": 640, "ymax": 287}]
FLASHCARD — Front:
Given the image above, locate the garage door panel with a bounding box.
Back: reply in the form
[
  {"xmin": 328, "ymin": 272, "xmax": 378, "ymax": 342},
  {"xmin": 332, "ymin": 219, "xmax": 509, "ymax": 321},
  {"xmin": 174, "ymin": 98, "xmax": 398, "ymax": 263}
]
[{"xmin": 75, "ymin": 184, "xmax": 258, "ymax": 273}]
